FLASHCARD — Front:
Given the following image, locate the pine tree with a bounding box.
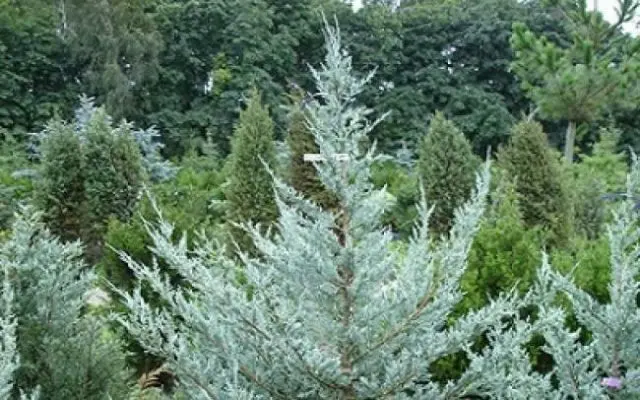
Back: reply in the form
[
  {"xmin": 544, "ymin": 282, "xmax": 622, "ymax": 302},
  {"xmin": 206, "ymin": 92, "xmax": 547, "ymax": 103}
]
[
  {"xmin": 1, "ymin": 207, "xmax": 131, "ymax": 399},
  {"xmin": 418, "ymin": 112, "xmax": 478, "ymax": 235},
  {"xmin": 225, "ymin": 88, "xmax": 278, "ymax": 255},
  {"xmin": 113, "ymin": 18, "xmax": 549, "ymax": 399},
  {"xmin": 531, "ymin": 152, "xmax": 640, "ymax": 397},
  {"xmin": 510, "ymin": 0, "xmax": 640, "ymax": 163},
  {"xmin": 498, "ymin": 120, "xmax": 572, "ymax": 246}
]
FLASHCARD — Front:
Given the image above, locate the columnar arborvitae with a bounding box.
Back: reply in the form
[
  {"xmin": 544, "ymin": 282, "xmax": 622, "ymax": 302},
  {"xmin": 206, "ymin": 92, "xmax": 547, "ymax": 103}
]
[
  {"xmin": 37, "ymin": 119, "xmax": 87, "ymax": 242},
  {"xmin": 83, "ymin": 109, "xmax": 145, "ymax": 261},
  {"xmin": 418, "ymin": 112, "xmax": 478, "ymax": 235},
  {"xmin": 36, "ymin": 105, "xmax": 146, "ymax": 262},
  {"xmin": 225, "ymin": 88, "xmax": 277, "ymax": 255},
  {"xmin": 498, "ymin": 120, "xmax": 572, "ymax": 246}
]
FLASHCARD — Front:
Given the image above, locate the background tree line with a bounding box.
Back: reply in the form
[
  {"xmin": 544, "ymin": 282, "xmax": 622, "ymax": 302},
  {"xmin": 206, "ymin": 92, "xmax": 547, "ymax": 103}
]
[{"xmin": 4, "ymin": 0, "xmax": 638, "ymax": 159}]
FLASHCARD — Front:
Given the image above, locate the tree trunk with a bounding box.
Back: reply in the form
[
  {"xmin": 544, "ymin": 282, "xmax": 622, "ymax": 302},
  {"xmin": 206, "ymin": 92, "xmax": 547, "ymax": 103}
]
[{"xmin": 564, "ymin": 120, "xmax": 576, "ymax": 163}]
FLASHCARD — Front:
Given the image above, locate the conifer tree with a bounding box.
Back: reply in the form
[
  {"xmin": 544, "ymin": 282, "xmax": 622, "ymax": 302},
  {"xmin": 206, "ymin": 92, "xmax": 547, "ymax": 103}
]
[
  {"xmin": 510, "ymin": 0, "xmax": 640, "ymax": 163},
  {"xmin": 573, "ymin": 126, "xmax": 628, "ymax": 238},
  {"xmin": 225, "ymin": 88, "xmax": 278, "ymax": 255},
  {"xmin": 0, "ymin": 265, "xmax": 20, "ymax": 400},
  {"xmin": 36, "ymin": 120, "xmax": 87, "ymax": 242},
  {"xmin": 532, "ymin": 152, "xmax": 640, "ymax": 397},
  {"xmin": 83, "ymin": 109, "xmax": 145, "ymax": 261},
  {"xmin": 114, "ymin": 18, "xmax": 548, "ymax": 399},
  {"xmin": 73, "ymin": 95, "xmax": 176, "ymax": 183},
  {"xmin": 498, "ymin": 120, "xmax": 572, "ymax": 246},
  {"xmin": 286, "ymin": 92, "xmax": 338, "ymax": 211},
  {"xmin": 418, "ymin": 112, "xmax": 478, "ymax": 235},
  {"xmin": 461, "ymin": 177, "xmax": 542, "ymax": 312},
  {"xmin": 35, "ymin": 98, "xmax": 153, "ymax": 261},
  {"xmin": 1, "ymin": 207, "xmax": 131, "ymax": 399}
]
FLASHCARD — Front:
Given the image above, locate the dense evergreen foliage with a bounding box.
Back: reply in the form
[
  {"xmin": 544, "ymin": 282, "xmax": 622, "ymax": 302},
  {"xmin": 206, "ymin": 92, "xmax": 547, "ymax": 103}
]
[
  {"xmin": 498, "ymin": 120, "xmax": 572, "ymax": 246},
  {"xmin": 1, "ymin": 0, "xmax": 640, "ymax": 397},
  {"xmin": 286, "ymin": 96, "xmax": 339, "ymax": 211},
  {"xmin": 418, "ymin": 112, "xmax": 478, "ymax": 234},
  {"xmin": 1, "ymin": 207, "xmax": 130, "ymax": 399},
  {"xmin": 35, "ymin": 104, "xmax": 146, "ymax": 262},
  {"xmin": 224, "ymin": 88, "xmax": 278, "ymax": 255}
]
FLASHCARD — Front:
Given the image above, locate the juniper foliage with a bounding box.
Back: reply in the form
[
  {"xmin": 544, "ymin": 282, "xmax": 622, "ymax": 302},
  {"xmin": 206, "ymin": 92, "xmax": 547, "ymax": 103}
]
[
  {"xmin": 285, "ymin": 93, "xmax": 338, "ymax": 211},
  {"xmin": 0, "ymin": 265, "xmax": 20, "ymax": 400},
  {"xmin": 1, "ymin": 207, "xmax": 131, "ymax": 399},
  {"xmin": 532, "ymin": 152, "xmax": 640, "ymax": 398},
  {"xmin": 112, "ymin": 18, "xmax": 555, "ymax": 399}
]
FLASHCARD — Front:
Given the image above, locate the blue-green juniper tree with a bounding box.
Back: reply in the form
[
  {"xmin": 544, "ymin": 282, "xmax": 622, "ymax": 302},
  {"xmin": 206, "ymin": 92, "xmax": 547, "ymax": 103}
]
[{"xmin": 113, "ymin": 17, "xmax": 556, "ymax": 399}]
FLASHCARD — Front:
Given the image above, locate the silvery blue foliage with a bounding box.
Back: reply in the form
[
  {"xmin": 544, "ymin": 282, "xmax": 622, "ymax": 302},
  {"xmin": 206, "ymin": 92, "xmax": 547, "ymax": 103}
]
[
  {"xmin": 74, "ymin": 94, "xmax": 107, "ymax": 135},
  {"xmin": 530, "ymin": 152, "xmax": 640, "ymax": 399},
  {"xmin": 393, "ymin": 140, "xmax": 415, "ymax": 169},
  {"xmin": 113, "ymin": 17, "xmax": 548, "ymax": 399},
  {"xmin": 133, "ymin": 126, "xmax": 178, "ymax": 182},
  {"xmin": 0, "ymin": 206, "xmax": 128, "ymax": 399},
  {"xmin": 0, "ymin": 265, "xmax": 20, "ymax": 400}
]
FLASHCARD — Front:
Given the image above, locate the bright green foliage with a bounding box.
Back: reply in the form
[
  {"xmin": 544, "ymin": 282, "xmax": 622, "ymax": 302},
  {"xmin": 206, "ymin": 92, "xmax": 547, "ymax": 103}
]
[
  {"xmin": 224, "ymin": 88, "xmax": 277, "ymax": 255},
  {"xmin": 430, "ymin": 177, "xmax": 544, "ymax": 383},
  {"xmin": 461, "ymin": 177, "xmax": 543, "ymax": 312},
  {"xmin": 100, "ymin": 151, "xmax": 225, "ymax": 294},
  {"xmin": 418, "ymin": 112, "xmax": 478, "ymax": 235},
  {"xmin": 83, "ymin": 109, "xmax": 145, "ymax": 261},
  {"xmin": 114, "ymin": 19, "xmax": 551, "ymax": 398},
  {"xmin": 510, "ymin": 0, "xmax": 640, "ymax": 162},
  {"xmin": 551, "ymin": 235, "xmax": 611, "ymax": 303},
  {"xmin": 0, "ymin": 130, "xmax": 33, "ymax": 230},
  {"xmin": 36, "ymin": 120, "xmax": 86, "ymax": 242},
  {"xmin": 1, "ymin": 207, "xmax": 131, "ymax": 399},
  {"xmin": 577, "ymin": 127, "xmax": 628, "ymax": 192},
  {"xmin": 498, "ymin": 120, "xmax": 572, "ymax": 246},
  {"xmin": 572, "ymin": 127, "xmax": 628, "ymax": 238},
  {"xmin": 370, "ymin": 160, "xmax": 419, "ymax": 240}
]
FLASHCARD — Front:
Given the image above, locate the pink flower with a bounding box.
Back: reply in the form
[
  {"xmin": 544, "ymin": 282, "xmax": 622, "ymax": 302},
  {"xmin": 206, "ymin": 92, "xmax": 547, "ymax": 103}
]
[{"xmin": 601, "ymin": 377, "xmax": 622, "ymax": 390}]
